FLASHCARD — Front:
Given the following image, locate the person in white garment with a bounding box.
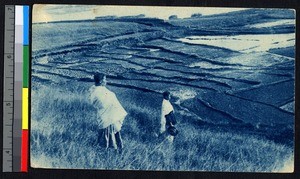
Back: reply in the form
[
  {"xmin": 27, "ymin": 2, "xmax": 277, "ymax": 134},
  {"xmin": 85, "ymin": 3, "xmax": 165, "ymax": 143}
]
[
  {"xmin": 89, "ymin": 73, "xmax": 127, "ymax": 150},
  {"xmin": 160, "ymin": 91, "xmax": 178, "ymax": 142}
]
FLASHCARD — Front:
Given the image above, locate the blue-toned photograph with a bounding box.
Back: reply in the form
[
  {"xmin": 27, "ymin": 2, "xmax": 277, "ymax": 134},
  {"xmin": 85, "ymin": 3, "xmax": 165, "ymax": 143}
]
[{"xmin": 31, "ymin": 5, "xmax": 295, "ymax": 172}]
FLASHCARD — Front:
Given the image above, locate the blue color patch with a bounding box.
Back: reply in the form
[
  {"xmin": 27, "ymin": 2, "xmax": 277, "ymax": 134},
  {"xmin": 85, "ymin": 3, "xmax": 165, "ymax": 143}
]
[{"xmin": 23, "ymin": 6, "xmax": 29, "ymax": 45}]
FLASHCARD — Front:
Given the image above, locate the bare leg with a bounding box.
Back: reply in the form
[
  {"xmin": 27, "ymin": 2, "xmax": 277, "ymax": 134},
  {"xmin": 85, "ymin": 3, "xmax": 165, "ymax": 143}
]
[
  {"xmin": 107, "ymin": 125, "xmax": 117, "ymax": 149},
  {"xmin": 167, "ymin": 135, "xmax": 174, "ymax": 143},
  {"xmin": 104, "ymin": 127, "xmax": 109, "ymax": 149},
  {"xmin": 115, "ymin": 132, "xmax": 123, "ymax": 149}
]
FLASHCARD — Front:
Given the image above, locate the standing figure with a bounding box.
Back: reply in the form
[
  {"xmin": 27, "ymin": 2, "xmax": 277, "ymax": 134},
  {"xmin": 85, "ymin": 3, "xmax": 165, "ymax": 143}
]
[
  {"xmin": 160, "ymin": 91, "xmax": 178, "ymax": 142},
  {"xmin": 89, "ymin": 73, "xmax": 127, "ymax": 150}
]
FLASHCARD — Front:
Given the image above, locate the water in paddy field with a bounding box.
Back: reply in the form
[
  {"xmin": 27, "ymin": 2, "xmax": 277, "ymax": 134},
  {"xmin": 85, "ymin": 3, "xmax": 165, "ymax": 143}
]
[{"xmin": 31, "ymin": 7, "xmax": 295, "ymax": 172}]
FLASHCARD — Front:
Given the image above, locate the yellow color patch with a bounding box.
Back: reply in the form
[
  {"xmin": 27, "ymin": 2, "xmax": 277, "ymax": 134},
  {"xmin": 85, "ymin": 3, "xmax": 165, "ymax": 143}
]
[{"xmin": 22, "ymin": 88, "xmax": 29, "ymax": 129}]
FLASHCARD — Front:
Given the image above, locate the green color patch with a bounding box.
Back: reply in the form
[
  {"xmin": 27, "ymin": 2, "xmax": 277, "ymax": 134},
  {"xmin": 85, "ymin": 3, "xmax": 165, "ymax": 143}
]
[{"xmin": 23, "ymin": 46, "xmax": 29, "ymax": 88}]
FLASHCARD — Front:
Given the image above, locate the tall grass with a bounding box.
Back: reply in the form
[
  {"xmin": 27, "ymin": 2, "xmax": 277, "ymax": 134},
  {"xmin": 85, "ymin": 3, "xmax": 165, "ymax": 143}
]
[{"xmin": 30, "ymin": 83, "xmax": 293, "ymax": 172}]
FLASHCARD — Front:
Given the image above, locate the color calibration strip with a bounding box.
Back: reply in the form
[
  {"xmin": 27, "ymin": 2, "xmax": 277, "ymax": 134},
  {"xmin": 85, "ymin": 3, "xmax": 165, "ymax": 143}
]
[
  {"xmin": 14, "ymin": 5, "xmax": 23, "ymax": 172},
  {"xmin": 2, "ymin": 5, "xmax": 29, "ymax": 172},
  {"xmin": 21, "ymin": 5, "xmax": 29, "ymax": 172}
]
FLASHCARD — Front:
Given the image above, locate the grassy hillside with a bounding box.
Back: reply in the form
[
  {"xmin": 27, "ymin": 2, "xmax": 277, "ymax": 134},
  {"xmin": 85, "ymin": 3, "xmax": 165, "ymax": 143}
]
[{"xmin": 31, "ymin": 83, "xmax": 293, "ymax": 171}]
